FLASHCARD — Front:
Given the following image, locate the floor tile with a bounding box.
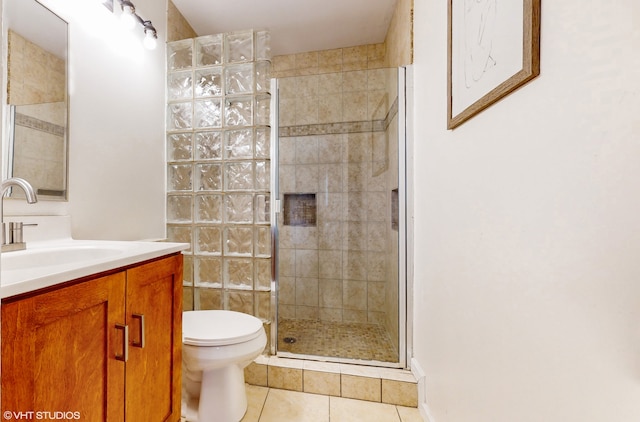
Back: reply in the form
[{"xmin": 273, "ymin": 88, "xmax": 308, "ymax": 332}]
[
  {"xmin": 329, "ymin": 396, "xmax": 401, "ymax": 422},
  {"xmin": 259, "ymin": 388, "xmax": 329, "ymax": 422},
  {"xmin": 241, "ymin": 385, "xmax": 269, "ymax": 422},
  {"xmin": 396, "ymin": 406, "xmax": 424, "ymax": 422}
]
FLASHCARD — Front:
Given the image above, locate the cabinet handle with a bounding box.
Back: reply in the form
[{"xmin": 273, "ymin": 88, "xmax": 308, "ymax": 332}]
[
  {"xmin": 132, "ymin": 313, "xmax": 145, "ymax": 348},
  {"xmin": 115, "ymin": 323, "xmax": 129, "ymax": 362}
]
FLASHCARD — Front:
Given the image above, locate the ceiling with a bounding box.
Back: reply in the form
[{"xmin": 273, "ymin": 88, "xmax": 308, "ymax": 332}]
[{"xmin": 171, "ymin": 0, "xmax": 398, "ymax": 57}]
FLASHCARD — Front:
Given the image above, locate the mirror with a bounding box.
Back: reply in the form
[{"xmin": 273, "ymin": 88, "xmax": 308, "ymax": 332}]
[{"xmin": 3, "ymin": 0, "xmax": 68, "ymax": 200}]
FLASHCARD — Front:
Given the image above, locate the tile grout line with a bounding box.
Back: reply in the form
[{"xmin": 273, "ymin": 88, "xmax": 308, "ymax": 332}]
[{"xmin": 255, "ymin": 387, "xmax": 270, "ymax": 422}]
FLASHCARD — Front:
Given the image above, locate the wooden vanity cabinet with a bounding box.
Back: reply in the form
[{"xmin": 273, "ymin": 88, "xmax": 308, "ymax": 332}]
[{"xmin": 1, "ymin": 253, "xmax": 183, "ymax": 422}]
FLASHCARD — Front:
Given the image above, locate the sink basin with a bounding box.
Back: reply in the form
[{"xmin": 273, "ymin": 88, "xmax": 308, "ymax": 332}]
[
  {"xmin": 1, "ymin": 239, "xmax": 189, "ymax": 299},
  {"xmin": 1, "ymin": 245, "xmax": 124, "ymax": 272}
]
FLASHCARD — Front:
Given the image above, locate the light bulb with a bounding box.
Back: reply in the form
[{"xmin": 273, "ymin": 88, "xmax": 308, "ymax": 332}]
[
  {"xmin": 143, "ymin": 30, "xmax": 158, "ymax": 50},
  {"xmin": 120, "ymin": 5, "xmax": 137, "ymax": 30}
]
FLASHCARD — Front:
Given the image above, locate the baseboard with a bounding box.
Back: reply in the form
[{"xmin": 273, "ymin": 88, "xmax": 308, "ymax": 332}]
[{"xmin": 411, "ymin": 357, "xmax": 436, "ymax": 422}]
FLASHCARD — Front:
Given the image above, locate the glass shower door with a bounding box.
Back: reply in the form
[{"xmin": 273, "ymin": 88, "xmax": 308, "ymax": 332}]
[{"xmin": 271, "ymin": 67, "xmax": 407, "ymax": 367}]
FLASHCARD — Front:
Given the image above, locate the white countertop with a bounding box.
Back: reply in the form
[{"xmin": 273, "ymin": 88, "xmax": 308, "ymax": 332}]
[{"xmin": 0, "ymin": 216, "xmax": 189, "ymax": 299}]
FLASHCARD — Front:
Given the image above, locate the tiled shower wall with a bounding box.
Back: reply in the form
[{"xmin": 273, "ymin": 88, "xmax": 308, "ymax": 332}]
[
  {"xmin": 273, "ymin": 46, "xmax": 400, "ymax": 352},
  {"xmin": 165, "ymin": 31, "xmax": 273, "ymax": 325}
]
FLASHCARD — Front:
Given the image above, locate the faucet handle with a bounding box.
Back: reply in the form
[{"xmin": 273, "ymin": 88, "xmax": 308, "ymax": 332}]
[
  {"xmin": 7, "ymin": 222, "xmax": 24, "ymax": 244},
  {"xmin": 6, "ymin": 222, "xmax": 37, "ymax": 245}
]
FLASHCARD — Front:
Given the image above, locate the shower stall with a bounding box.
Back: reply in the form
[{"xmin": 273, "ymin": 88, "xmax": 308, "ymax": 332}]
[
  {"xmin": 166, "ymin": 32, "xmax": 408, "ymax": 368},
  {"xmin": 271, "ymin": 65, "xmax": 408, "ymax": 367}
]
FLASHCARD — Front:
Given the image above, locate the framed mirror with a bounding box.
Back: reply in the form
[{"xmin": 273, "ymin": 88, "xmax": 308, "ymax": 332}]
[{"xmin": 3, "ymin": 0, "xmax": 69, "ymax": 200}]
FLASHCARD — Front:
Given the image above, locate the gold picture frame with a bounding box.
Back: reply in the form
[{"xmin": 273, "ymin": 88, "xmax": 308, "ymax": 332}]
[{"xmin": 447, "ymin": 0, "xmax": 541, "ymax": 129}]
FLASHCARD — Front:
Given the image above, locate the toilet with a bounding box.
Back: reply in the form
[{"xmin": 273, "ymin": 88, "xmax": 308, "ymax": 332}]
[{"xmin": 182, "ymin": 310, "xmax": 267, "ymax": 422}]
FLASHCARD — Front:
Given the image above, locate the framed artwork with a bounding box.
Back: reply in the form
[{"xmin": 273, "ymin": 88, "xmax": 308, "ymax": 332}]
[{"xmin": 447, "ymin": 0, "xmax": 541, "ymax": 129}]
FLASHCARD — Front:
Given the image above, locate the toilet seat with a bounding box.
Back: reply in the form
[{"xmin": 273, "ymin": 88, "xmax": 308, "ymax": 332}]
[{"xmin": 183, "ymin": 310, "xmax": 264, "ymax": 347}]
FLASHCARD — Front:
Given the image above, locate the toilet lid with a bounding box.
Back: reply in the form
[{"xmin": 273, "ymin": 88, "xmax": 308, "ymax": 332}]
[{"xmin": 183, "ymin": 310, "xmax": 264, "ymax": 346}]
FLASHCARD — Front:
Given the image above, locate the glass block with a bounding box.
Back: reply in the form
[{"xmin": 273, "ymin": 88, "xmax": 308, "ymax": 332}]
[
  {"xmin": 256, "ymin": 291, "xmax": 270, "ymax": 319},
  {"xmin": 167, "ymin": 225, "xmax": 192, "ymax": 251},
  {"xmin": 255, "ymin": 161, "xmax": 270, "ymax": 191},
  {"xmin": 195, "ymin": 226, "xmax": 222, "ymax": 255},
  {"xmin": 224, "ymin": 258, "xmax": 253, "ymax": 289},
  {"xmin": 255, "ymin": 194, "xmax": 270, "ymax": 224},
  {"xmin": 167, "ymin": 39, "xmax": 193, "ymax": 71},
  {"xmin": 195, "ymin": 256, "xmax": 222, "ymax": 288},
  {"xmin": 225, "ymin": 194, "xmax": 254, "ymax": 223},
  {"xmin": 167, "ymin": 133, "xmax": 193, "ymax": 161},
  {"xmin": 196, "ymin": 194, "xmax": 223, "ymax": 223},
  {"xmin": 167, "ymin": 195, "xmax": 192, "ymax": 223},
  {"xmin": 168, "ymin": 164, "xmax": 192, "ymax": 191},
  {"xmin": 224, "ymin": 227, "xmax": 253, "ymax": 256},
  {"xmin": 225, "ymin": 64, "xmax": 254, "ymax": 95},
  {"xmin": 226, "ymin": 290, "xmax": 254, "ymax": 314},
  {"xmin": 225, "ymin": 162, "xmax": 253, "ymax": 191},
  {"xmin": 194, "ymin": 99, "xmax": 222, "ymax": 129},
  {"xmin": 225, "ymin": 96, "xmax": 253, "ymax": 127},
  {"xmin": 167, "ymin": 102, "xmax": 193, "ymax": 131},
  {"xmin": 183, "ymin": 255, "xmax": 194, "ymax": 285},
  {"xmin": 195, "ymin": 163, "xmax": 222, "ymax": 191},
  {"xmin": 255, "ymin": 30, "xmax": 271, "ymax": 61},
  {"xmin": 255, "ymin": 128, "xmax": 270, "ymax": 159},
  {"xmin": 255, "ymin": 61, "xmax": 271, "ymax": 93},
  {"xmin": 195, "ymin": 131, "xmax": 222, "ymax": 160},
  {"xmin": 255, "ymin": 227, "xmax": 271, "ymax": 257},
  {"xmin": 196, "ymin": 287, "xmax": 222, "ymax": 310},
  {"xmin": 195, "ymin": 34, "xmax": 223, "ymax": 66},
  {"xmin": 195, "ymin": 67, "xmax": 223, "ymax": 97},
  {"xmin": 254, "ymin": 259, "xmax": 271, "ymax": 290},
  {"xmin": 255, "ymin": 95, "xmax": 270, "ymax": 126},
  {"xmin": 224, "ymin": 129, "xmax": 253, "ymax": 159},
  {"xmin": 167, "ymin": 71, "xmax": 193, "ymax": 100},
  {"xmin": 224, "ymin": 30, "xmax": 254, "ymax": 63}
]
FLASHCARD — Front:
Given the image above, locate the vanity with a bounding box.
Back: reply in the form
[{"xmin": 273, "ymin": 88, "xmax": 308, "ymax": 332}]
[{"xmin": 0, "ymin": 218, "xmax": 188, "ymax": 421}]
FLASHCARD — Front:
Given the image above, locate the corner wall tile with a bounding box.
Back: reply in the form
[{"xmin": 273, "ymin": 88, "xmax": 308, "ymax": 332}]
[{"xmin": 381, "ymin": 379, "xmax": 418, "ymax": 407}]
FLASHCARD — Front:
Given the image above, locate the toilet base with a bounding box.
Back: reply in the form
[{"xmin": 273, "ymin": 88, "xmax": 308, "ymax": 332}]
[{"xmin": 182, "ymin": 365, "xmax": 248, "ymax": 422}]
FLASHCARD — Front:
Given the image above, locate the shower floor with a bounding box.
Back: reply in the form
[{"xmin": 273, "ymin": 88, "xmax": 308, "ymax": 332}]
[{"xmin": 277, "ymin": 319, "xmax": 397, "ymax": 362}]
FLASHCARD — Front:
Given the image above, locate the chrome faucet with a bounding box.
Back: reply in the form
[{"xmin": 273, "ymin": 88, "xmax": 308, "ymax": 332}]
[{"xmin": 1, "ymin": 177, "xmax": 38, "ymax": 252}]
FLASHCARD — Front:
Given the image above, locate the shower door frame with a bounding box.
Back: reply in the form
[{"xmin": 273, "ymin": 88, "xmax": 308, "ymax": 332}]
[{"xmin": 269, "ymin": 67, "xmax": 411, "ymax": 369}]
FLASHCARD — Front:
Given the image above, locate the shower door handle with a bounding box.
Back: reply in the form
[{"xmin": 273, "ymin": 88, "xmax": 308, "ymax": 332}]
[{"xmin": 131, "ymin": 313, "xmax": 145, "ymax": 348}]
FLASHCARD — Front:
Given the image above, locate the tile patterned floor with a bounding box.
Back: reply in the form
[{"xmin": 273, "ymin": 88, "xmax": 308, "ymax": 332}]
[
  {"xmin": 241, "ymin": 385, "xmax": 424, "ymax": 422},
  {"xmin": 277, "ymin": 319, "xmax": 398, "ymax": 362}
]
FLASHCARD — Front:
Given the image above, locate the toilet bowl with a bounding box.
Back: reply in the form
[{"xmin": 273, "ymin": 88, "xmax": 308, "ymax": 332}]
[{"xmin": 182, "ymin": 310, "xmax": 267, "ymax": 422}]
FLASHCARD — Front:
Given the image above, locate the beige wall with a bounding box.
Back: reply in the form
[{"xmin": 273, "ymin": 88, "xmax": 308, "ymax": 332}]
[
  {"xmin": 412, "ymin": 0, "xmax": 640, "ymax": 420},
  {"xmin": 385, "ymin": 0, "xmax": 413, "ymax": 67},
  {"xmin": 272, "ymin": 43, "xmax": 386, "ymax": 78},
  {"xmin": 167, "ymin": 0, "xmax": 197, "ymax": 42}
]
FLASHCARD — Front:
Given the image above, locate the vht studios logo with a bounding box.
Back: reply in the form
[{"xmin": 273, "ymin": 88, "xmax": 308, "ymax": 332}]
[{"xmin": 3, "ymin": 411, "xmax": 81, "ymax": 420}]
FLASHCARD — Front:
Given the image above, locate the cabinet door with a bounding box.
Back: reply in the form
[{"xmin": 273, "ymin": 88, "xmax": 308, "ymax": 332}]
[
  {"xmin": 125, "ymin": 254, "xmax": 183, "ymax": 422},
  {"xmin": 1, "ymin": 272, "xmax": 126, "ymax": 421}
]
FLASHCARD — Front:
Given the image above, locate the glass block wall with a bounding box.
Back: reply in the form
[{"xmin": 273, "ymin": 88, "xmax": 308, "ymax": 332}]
[{"xmin": 166, "ymin": 30, "xmax": 272, "ymax": 325}]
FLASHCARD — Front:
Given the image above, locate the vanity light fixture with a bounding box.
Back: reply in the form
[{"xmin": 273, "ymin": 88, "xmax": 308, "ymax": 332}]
[{"xmin": 116, "ymin": 0, "xmax": 158, "ymax": 50}]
